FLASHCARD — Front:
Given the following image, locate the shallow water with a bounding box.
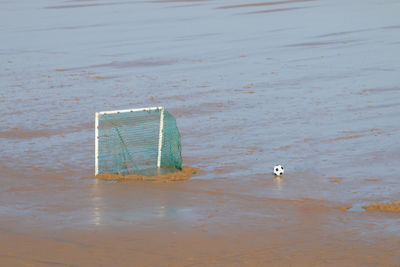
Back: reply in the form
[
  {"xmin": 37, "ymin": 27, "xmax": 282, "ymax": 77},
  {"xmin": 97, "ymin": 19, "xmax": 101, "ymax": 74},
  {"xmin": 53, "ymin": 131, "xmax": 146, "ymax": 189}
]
[{"xmin": 1, "ymin": 0, "xmax": 400, "ymax": 265}]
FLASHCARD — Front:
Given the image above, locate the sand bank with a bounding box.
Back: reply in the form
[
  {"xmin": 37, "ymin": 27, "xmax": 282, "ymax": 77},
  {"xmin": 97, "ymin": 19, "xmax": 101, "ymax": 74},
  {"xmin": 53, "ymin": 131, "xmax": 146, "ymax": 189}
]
[
  {"xmin": 96, "ymin": 166, "xmax": 201, "ymax": 182},
  {"xmin": 363, "ymin": 201, "xmax": 400, "ymax": 212}
]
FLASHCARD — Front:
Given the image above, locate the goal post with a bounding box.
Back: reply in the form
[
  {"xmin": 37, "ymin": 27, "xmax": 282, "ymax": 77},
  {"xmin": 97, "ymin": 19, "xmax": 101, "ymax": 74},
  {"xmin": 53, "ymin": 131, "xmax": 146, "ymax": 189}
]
[
  {"xmin": 157, "ymin": 107, "xmax": 164, "ymax": 168},
  {"xmin": 95, "ymin": 106, "xmax": 182, "ymax": 176}
]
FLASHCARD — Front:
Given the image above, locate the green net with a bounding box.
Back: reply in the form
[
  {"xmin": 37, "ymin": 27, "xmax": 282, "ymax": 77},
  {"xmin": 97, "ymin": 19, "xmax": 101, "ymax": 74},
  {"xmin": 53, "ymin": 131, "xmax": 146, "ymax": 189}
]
[{"xmin": 96, "ymin": 107, "xmax": 182, "ymax": 176}]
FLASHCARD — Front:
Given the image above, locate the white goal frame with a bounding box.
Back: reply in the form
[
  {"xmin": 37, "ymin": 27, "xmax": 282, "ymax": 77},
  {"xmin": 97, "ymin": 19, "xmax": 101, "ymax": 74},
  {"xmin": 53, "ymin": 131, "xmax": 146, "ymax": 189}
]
[{"xmin": 95, "ymin": 106, "xmax": 165, "ymax": 175}]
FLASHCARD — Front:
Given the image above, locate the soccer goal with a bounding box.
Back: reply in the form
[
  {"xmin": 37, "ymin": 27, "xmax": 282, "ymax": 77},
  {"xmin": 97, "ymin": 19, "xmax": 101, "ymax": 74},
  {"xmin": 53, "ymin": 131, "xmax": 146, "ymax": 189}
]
[{"xmin": 95, "ymin": 106, "xmax": 182, "ymax": 176}]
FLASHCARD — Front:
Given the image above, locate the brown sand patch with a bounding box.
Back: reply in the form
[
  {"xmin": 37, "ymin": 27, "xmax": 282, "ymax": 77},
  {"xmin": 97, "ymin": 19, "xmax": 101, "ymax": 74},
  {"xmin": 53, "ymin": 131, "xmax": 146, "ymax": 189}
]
[
  {"xmin": 337, "ymin": 205, "xmax": 352, "ymax": 211},
  {"xmin": 330, "ymin": 135, "xmax": 363, "ymax": 141},
  {"xmin": 288, "ymin": 40, "xmax": 356, "ymax": 47},
  {"xmin": 383, "ymin": 24, "xmax": 400, "ymax": 29},
  {"xmin": 57, "ymin": 59, "xmax": 178, "ymax": 72},
  {"xmin": 248, "ymin": 6, "xmax": 308, "ymax": 14},
  {"xmin": 363, "ymin": 201, "xmax": 400, "ymax": 212},
  {"xmin": 46, "ymin": 2, "xmax": 132, "ymax": 9},
  {"xmin": 89, "ymin": 76, "xmax": 116, "ymax": 80},
  {"xmin": 366, "ymin": 103, "xmax": 400, "ymax": 109},
  {"xmin": 278, "ymin": 145, "xmax": 292, "ymax": 151},
  {"xmin": 214, "ymin": 168, "xmax": 225, "ymax": 174},
  {"xmin": 153, "ymin": 0, "xmax": 206, "ymax": 3},
  {"xmin": 360, "ymin": 87, "xmax": 400, "ymax": 94},
  {"xmin": 218, "ymin": 0, "xmax": 312, "ymax": 9},
  {"xmin": 0, "ymin": 122, "xmax": 93, "ymax": 139},
  {"xmin": 364, "ymin": 178, "xmax": 378, "ymax": 182},
  {"xmin": 328, "ymin": 177, "xmax": 344, "ymax": 183},
  {"xmin": 96, "ymin": 166, "xmax": 201, "ymax": 182},
  {"xmin": 316, "ymin": 29, "xmax": 370, "ymax": 38}
]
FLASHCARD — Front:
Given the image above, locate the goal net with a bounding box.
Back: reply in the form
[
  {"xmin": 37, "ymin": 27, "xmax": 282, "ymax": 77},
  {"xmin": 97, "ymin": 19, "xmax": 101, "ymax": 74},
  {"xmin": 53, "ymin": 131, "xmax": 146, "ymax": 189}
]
[{"xmin": 95, "ymin": 107, "xmax": 182, "ymax": 176}]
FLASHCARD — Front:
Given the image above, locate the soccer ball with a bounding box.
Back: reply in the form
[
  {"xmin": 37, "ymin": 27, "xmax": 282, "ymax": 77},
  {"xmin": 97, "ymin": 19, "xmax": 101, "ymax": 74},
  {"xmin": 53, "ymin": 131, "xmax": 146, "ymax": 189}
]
[{"xmin": 273, "ymin": 165, "xmax": 284, "ymax": 176}]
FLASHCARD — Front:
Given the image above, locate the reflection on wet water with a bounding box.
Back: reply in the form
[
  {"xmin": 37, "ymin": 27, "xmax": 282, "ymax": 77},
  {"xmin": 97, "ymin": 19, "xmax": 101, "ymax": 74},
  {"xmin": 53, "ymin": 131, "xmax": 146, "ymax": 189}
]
[
  {"xmin": 89, "ymin": 178, "xmax": 200, "ymax": 226},
  {"xmin": 92, "ymin": 179, "xmax": 102, "ymax": 226},
  {"xmin": 273, "ymin": 176, "xmax": 283, "ymax": 195}
]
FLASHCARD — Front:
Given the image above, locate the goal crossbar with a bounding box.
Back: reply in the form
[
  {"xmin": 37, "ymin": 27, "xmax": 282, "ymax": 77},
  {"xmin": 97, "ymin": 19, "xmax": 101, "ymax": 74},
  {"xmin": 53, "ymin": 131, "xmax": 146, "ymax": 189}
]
[{"xmin": 97, "ymin": 106, "xmax": 164, "ymax": 115}]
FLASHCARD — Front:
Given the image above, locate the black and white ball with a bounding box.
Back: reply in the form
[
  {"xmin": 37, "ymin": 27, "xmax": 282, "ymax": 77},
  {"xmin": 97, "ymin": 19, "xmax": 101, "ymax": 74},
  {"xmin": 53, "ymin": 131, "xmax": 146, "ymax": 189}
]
[{"xmin": 273, "ymin": 165, "xmax": 284, "ymax": 176}]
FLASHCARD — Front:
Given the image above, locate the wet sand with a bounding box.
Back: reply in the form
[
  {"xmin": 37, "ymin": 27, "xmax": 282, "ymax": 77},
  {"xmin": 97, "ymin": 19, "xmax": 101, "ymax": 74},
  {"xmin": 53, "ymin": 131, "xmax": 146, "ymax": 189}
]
[
  {"xmin": 96, "ymin": 166, "xmax": 201, "ymax": 182},
  {"xmin": 1, "ymin": 0, "xmax": 400, "ymax": 265},
  {"xmin": 363, "ymin": 201, "xmax": 400, "ymax": 212}
]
